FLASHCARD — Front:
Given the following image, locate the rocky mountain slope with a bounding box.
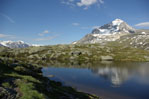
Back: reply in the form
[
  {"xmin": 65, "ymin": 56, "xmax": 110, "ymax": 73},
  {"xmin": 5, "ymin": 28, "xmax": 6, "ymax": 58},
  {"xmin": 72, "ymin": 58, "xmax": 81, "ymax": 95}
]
[
  {"xmin": 74, "ymin": 19, "xmax": 135, "ymax": 44},
  {"xmin": 74, "ymin": 19, "xmax": 149, "ymax": 50},
  {"xmin": 116, "ymin": 29, "xmax": 149, "ymax": 50}
]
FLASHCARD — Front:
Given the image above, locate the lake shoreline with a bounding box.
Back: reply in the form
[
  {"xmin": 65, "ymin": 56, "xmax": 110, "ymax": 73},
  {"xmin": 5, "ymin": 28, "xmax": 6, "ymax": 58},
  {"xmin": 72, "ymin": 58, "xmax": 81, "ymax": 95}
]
[
  {"xmin": 1, "ymin": 43, "xmax": 149, "ymax": 98},
  {"xmin": 42, "ymin": 61, "xmax": 149, "ymax": 99},
  {"xmin": 0, "ymin": 58, "xmax": 99, "ymax": 99}
]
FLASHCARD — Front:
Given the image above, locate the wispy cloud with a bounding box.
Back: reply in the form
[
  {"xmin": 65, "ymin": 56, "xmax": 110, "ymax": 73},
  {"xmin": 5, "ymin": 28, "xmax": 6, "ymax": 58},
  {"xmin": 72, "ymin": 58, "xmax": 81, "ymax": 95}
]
[
  {"xmin": 92, "ymin": 25, "xmax": 100, "ymax": 29},
  {"xmin": 77, "ymin": 0, "xmax": 104, "ymax": 10},
  {"xmin": 0, "ymin": 33, "xmax": 14, "ymax": 38},
  {"xmin": 35, "ymin": 35, "xmax": 58, "ymax": 41},
  {"xmin": 61, "ymin": 0, "xmax": 104, "ymax": 9},
  {"xmin": 61, "ymin": 0, "xmax": 75, "ymax": 8},
  {"xmin": 72, "ymin": 22, "xmax": 80, "ymax": 26},
  {"xmin": 135, "ymin": 22, "xmax": 149, "ymax": 27},
  {"xmin": 0, "ymin": 13, "xmax": 15, "ymax": 23},
  {"xmin": 38, "ymin": 30, "xmax": 50, "ymax": 36},
  {"xmin": 36, "ymin": 30, "xmax": 59, "ymax": 41},
  {"xmin": 72, "ymin": 22, "xmax": 101, "ymax": 29},
  {"xmin": 80, "ymin": 25, "xmax": 100, "ymax": 30}
]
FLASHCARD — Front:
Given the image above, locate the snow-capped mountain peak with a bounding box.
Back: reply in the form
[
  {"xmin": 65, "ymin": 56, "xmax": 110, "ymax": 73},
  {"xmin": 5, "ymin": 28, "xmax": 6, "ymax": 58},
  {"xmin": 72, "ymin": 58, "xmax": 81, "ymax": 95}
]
[
  {"xmin": 0, "ymin": 40, "xmax": 40, "ymax": 48},
  {"xmin": 74, "ymin": 19, "xmax": 137, "ymax": 44},
  {"xmin": 92, "ymin": 19, "xmax": 135, "ymax": 35},
  {"xmin": 0, "ymin": 40, "xmax": 30, "ymax": 48},
  {"xmin": 17, "ymin": 40, "xmax": 25, "ymax": 43},
  {"xmin": 112, "ymin": 19, "xmax": 124, "ymax": 26}
]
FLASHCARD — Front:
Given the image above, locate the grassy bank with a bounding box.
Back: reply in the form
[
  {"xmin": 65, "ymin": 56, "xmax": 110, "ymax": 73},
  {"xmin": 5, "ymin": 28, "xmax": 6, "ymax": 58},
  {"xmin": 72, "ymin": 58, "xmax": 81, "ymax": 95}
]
[{"xmin": 0, "ymin": 58, "xmax": 99, "ymax": 99}]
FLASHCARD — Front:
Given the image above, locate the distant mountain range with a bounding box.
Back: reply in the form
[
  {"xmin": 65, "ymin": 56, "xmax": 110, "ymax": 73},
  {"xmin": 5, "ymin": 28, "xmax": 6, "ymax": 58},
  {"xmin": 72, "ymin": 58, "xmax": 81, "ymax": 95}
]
[
  {"xmin": 1, "ymin": 19, "xmax": 149, "ymax": 50},
  {"xmin": 73, "ymin": 19, "xmax": 149, "ymax": 50},
  {"xmin": 0, "ymin": 41, "xmax": 40, "ymax": 48}
]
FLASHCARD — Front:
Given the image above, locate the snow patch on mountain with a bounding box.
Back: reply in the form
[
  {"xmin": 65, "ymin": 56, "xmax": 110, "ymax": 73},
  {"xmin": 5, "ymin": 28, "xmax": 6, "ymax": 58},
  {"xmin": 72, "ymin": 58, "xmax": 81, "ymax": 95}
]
[
  {"xmin": 74, "ymin": 19, "xmax": 136, "ymax": 44},
  {"xmin": 117, "ymin": 30, "xmax": 149, "ymax": 50},
  {"xmin": 31, "ymin": 44, "xmax": 41, "ymax": 47},
  {"xmin": 0, "ymin": 41, "xmax": 40, "ymax": 48},
  {"xmin": 92, "ymin": 19, "xmax": 135, "ymax": 35},
  {"xmin": 112, "ymin": 19, "xmax": 124, "ymax": 26}
]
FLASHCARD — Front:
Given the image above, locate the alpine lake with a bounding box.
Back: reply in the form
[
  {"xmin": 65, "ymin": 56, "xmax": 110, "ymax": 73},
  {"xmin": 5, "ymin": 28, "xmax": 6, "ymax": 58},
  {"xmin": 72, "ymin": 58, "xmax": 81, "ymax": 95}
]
[{"xmin": 42, "ymin": 61, "xmax": 149, "ymax": 99}]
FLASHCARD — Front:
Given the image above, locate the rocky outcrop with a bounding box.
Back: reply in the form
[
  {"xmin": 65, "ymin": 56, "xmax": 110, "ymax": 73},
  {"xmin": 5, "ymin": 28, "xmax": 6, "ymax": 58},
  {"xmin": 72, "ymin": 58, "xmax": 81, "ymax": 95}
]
[
  {"xmin": 101, "ymin": 56, "xmax": 113, "ymax": 61},
  {"xmin": 0, "ymin": 87, "xmax": 17, "ymax": 99}
]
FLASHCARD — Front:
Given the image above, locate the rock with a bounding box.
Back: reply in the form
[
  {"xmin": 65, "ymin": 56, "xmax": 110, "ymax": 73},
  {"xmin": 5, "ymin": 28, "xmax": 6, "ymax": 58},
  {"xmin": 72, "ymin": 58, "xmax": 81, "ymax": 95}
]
[
  {"xmin": 101, "ymin": 56, "xmax": 113, "ymax": 61},
  {"xmin": 144, "ymin": 56, "xmax": 149, "ymax": 61},
  {"xmin": 69, "ymin": 51, "xmax": 82, "ymax": 56},
  {"xmin": 145, "ymin": 47, "xmax": 149, "ymax": 50},
  {"xmin": 28, "ymin": 55, "xmax": 34, "ymax": 59},
  {"xmin": 0, "ymin": 87, "xmax": 17, "ymax": 99},
  {"xmin": 70, "ymin": 56, "xmax": 75, "ymax": 60},
  {"xmin": 86, "ymin": 51, "xmax": 92, "ymax": 56},
  {"xmin": 11, "ymin": 63, "xmax": 19, "ymax": 67},
  {"xmin": 47, "ymin": 75, "xmax": 54, "ymax": 78}
]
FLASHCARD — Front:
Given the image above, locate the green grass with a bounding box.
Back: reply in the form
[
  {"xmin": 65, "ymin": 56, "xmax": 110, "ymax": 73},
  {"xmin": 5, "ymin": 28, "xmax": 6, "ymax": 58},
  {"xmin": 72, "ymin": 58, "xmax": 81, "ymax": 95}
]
[
  {"xmin": 2, "ymin": 82, "xmax": 11, "ymax": 88},
  {"xmin": 16, "ymin": 80, "xmax": 45, "ymax": 99},
  {"xmin": 0, "ymin": 59, "xmax": 99, "ymax": 99}
]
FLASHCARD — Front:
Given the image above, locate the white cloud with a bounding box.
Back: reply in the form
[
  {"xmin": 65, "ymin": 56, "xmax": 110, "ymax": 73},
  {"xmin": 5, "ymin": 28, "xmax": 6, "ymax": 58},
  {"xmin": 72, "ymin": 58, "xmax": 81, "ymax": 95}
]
[
  {"xmin": 61, "ymin": 0, "xmax": 104, "ymax": 9},
  {"xmin": 0, "ymin": 13, "xmax": 15, "ymax": 23},
  {"xmin": 38, "ymin": 30, "xmax": 50, "ymax": 36},
  {"xmin": 72, "ymin": 22, "xmax": 80, "ymax": 26},
  {"xmin": 77, "ymin": 0, "xmax": 104, "ymax": 9},
  {"xmin": 35, "ymin": 35, "xmax": 58, "ymax": 41},
  {"xmin": 77, "ymin": 0, "xmax": 97, "ymax": 7},
  {"xmin": 92, "ymin": 25, "xmax": 100, "ymax": 29},
  {"xmin": 135, "ymin": 22, "xmax": 149, "ymax": 27},
  {"xmin": 80, "ymin": 25, "xmax": 100, "ymax": 29},
  {"xmin": 0, "ymin": 34, "xmax": 14, "ymax": 38},
  {"xmin": 37, "ymin": 30, "xmax": 59, "ymax": 41},
  {"xmin": 0, "ymin": 34, "xmax": 9, "ymax": 38},
  {"xmin": 99, "ymin": 0, "xmax": 104, "ymax": 4},
  {"xmin": 61, "ymin": 0, "xmax": 75, "ymax": 7}
]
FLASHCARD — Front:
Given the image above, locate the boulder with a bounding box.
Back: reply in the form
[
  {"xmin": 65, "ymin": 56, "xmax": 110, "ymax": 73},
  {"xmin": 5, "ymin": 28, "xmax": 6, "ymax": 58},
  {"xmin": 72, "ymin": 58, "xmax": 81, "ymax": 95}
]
[
  {"xmin": 101, "ymin": 56, "xmax": 113, "ymax": 61},
  {"xmin": 144, "ymin": 56, "xmax": 149, "ymax": 61}
]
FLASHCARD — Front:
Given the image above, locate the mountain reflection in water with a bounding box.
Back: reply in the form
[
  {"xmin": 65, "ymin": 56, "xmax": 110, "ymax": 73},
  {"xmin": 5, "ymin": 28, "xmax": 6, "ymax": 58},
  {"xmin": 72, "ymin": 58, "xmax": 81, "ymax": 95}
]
[
  {"xmin": 91, "ymin": 63, "xmax": 149, "ymax": 86},
  {"xmin": 42, "ymin": 61, "xmax": 149, "ymax": 99}
]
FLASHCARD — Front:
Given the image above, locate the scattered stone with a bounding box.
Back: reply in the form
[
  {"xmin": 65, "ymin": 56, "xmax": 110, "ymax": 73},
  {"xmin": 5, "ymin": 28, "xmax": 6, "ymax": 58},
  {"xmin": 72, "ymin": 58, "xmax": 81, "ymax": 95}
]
[
  {"xmin": 47, "ymin": 75, "xmax": 54, "ymax": 78},
  {"xmin": 144, "ymin": 56, "xmax": 149, "ymax": 61},
  {"xmin": 101, "ymin": 56, "xmax": 113, "ymax": 61},
  {"xmin": 0, "ymin": 87, "xmax": 17, "ymax": 99}
]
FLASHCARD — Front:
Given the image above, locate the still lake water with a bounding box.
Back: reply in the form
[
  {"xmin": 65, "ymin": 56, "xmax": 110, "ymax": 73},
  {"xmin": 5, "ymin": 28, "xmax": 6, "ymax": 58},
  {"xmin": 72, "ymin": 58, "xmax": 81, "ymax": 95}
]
[{"xmin": 42, "ymin": 62, "xmax": 149, "ymax": 99}]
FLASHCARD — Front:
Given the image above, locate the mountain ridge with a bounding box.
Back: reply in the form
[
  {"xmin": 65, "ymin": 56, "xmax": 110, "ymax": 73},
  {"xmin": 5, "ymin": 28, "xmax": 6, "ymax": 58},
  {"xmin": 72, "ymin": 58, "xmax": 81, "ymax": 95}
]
[
  {"xmin": 73, "ymin": 19, "xmax": 149, "ymax": 48},
  {"xmin": 92, "ymin": 19, "xmax": 135, "ymax": 34},
  {"xmin": 0, "ymin": 41, "xmax": 40, "ymax": 48}
]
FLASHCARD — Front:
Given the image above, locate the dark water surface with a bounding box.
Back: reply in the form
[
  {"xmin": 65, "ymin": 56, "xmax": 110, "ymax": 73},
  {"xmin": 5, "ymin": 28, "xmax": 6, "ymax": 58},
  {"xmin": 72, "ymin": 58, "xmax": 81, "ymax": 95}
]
[{"xmin": 42, "ymin": 62, "xmax": 149, "ymax": 99}]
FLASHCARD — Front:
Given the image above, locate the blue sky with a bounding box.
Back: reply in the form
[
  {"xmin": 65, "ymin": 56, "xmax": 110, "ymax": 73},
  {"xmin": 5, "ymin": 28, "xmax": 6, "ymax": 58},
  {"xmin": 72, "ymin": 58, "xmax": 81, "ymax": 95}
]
[{"xmin": 0, "ymin": 0, "xmax": 149, "ymax": 45}]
